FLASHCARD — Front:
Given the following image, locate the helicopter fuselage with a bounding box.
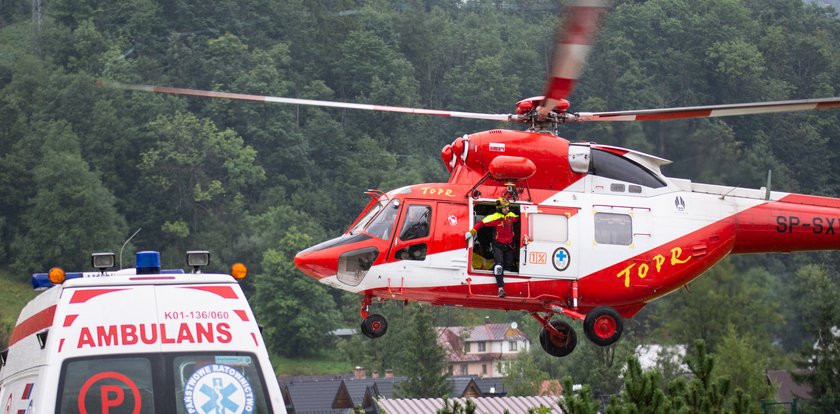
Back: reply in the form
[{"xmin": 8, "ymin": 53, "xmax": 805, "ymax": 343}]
[{"xmin": 294, "ymin": 130, "xmax": 840, "ymax": 319}]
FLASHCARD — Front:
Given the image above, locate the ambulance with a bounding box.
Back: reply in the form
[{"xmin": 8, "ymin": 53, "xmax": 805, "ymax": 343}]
[{"xmin": 0, "ymin": 250, "xmax": 287, "ymax": 413}]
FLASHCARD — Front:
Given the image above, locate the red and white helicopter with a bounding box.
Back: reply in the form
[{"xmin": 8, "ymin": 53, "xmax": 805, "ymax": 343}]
[{"xmin": 104, "ymin": 0, "xmax": 840, "ymax": 357}]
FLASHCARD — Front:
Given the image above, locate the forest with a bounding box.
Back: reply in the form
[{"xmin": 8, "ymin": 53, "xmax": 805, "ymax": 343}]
[{"xmin": 1, "ymin": 0, "xmax": 840, "ymax": 408}]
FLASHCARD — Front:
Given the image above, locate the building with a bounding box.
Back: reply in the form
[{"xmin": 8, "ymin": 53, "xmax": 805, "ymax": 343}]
[
  {"xmin": 438, "ymin": 322, "xmax": 530, "ymax": 378},
  {"xmin": 280, "ymin": 371, "xmax": 550, "ymax": 414}
]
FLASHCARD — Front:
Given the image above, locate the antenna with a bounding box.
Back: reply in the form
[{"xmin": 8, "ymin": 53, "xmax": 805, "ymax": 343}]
[
  {"xmin": 720, "ymin": 185, "xmax": 741, "ymax": 200},
  {"xmin": 765, "ymin": 170, "xmax": 772, "ymax": 200},
  {"xmin": 119, "ymin": 228, "xmax": 142, "ymax": 269}
]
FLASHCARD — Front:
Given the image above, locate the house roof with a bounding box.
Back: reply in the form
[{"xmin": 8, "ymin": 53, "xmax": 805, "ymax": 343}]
[
  {"xmin": 283, "ymin": 378, "xmax": 345, "ymax": 413},
  {"xmin": 473, "ymin": 377, "xmax": 509, "ymax": 396},
  {"xmin": 282, "ymin": 374, "xmax": 516, "ymax": 412},
  {"xmin": 766, "ymin": 370, "xmax": 812, "ymax": 401},
  {"xmin": 437, "ymin": 323, "xmax": 529, "ymax": 362},
  {"xmin": 377, "ymin": 396, "xmax": 563, "ymax": 414},
  {"xmin": 441, "ymin": 323, "xmax": 529, "ymax": 342}
]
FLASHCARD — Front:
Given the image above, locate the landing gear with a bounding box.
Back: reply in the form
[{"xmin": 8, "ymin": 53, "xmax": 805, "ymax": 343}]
[
  {"xmin": 359, "ymin": 294, "xmax": 388, "ymax": 339},
  {"xmin": 361, "ymin": 314, "xmax": 388, "ymax": 338},
  {"xmin": 539, "ymin": 319, "xmax": 577, "ymax": 357},
  {"xmin": 583, "ymin": 306, "xmax": 623, "ymax": 347}
]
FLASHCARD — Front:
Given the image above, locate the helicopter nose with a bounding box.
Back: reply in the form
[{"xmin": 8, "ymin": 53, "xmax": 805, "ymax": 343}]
[{"xmin": 293, "ymin": 249, "xmax": 337, "ymax": 280}]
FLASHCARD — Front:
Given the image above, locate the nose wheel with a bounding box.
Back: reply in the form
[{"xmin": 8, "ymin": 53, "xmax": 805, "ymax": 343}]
[{"xmin": 361, "ymin": 314, "xmax": 388, "ymax": 338}]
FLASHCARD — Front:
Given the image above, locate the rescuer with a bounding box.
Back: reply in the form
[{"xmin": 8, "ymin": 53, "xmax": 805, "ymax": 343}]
[{"xmin": 466, "ymin": 197, "xmax": 519, "ymax": 297}]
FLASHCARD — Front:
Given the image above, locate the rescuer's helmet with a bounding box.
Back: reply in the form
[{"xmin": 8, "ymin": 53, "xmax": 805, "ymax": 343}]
[{"xmin": 496, "ymin": 197, "xmax": 510, "ymax": 212}]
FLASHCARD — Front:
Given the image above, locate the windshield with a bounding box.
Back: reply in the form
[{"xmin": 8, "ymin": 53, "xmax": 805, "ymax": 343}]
[
  {"xmin": 365, "ymin": 199, "xmax": 401, "ymax": 240},
  {"xmin": 56, "ymin": 352, "xmax": 272, "ymax": 413},
  {"xmin": 349, "ymin": 200, "xmax": 386, "ymax": 235}
]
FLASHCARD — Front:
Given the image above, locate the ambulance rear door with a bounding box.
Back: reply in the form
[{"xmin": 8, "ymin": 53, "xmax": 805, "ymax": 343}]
[{"xmin": 46, "ymin": 276, "xmax": 285, "ymax": 413}]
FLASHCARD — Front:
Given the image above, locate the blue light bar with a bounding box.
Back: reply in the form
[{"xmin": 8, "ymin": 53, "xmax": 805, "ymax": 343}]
[
  {"xmin": 31, "ymin": 272, "xmax": 83, "ymax": 290},
  {"xmin": 136, "ymin": 251, "xmax": 161, "ymax": 274}
]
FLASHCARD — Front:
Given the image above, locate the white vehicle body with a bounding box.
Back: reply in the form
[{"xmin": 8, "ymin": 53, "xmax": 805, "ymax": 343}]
[{"xmin": 0, "ymin": 264, "xmax": 286, "ymax": 413}]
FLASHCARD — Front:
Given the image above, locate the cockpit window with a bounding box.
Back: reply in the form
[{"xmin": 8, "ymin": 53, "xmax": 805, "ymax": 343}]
[
  {"xmin": 349, "ymin": 200, "xmax": 386, "ymax": 235},
  {"xmin": 365, "ymin": 199, "xmax": 400, "ymax": 240},
  {"xmin": 399, "ymin": 205, "xmax": 431, "ymax": 241},
  {"xmin": 591, "ymin": 149, "xmax": 666, "ymax": 188}
]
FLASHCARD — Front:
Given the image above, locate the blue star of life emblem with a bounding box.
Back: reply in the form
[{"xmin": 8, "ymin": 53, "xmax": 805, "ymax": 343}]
[{"xmin": 552, "ymin": 247, "xmax": 570, "ymax": 271}]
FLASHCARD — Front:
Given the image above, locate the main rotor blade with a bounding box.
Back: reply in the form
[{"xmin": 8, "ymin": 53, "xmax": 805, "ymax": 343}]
[
  {"xmin": 540, "ymin": 0, "xmax": 611, "ymax": 117},
  {"xmin": 98, "ymin": 81, "xmax": 512, "ymax": 122},
  {"xmin": 573, "ymin": 97, "xmax": 840, "ymax": 122}
]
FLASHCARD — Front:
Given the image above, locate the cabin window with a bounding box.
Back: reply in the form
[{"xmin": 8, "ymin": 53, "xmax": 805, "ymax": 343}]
[
  {"xmin": 337, "ymin": 248, "xmax": 378, "ymax": 286},
  {"xmin": 478, "ymin": 342, "xmax": 486, "ymax": 352},
  {"xmin": 365, "ymin": 199, "xmax": 400, "ymax": 240},
  {"xmin": 509, "ymin": 340, "xmax": 518, "ymax": 352},
  {"xmin": 349, "ymin": 199, "xmax": 385, "ymax": 234},
  {"xmin": 464, "ymin": 342, "xmax": 471, "ymax": 353},
  {"xmin": 594, "ymin": 213, "xmax": 633, "ymax": 245},
  {"xmin": 529, "ymin": 214, "xmax": 568, "ymax": 243},
  {"xmin": 590, "ymin": 149, "xmax": 666, "ymax": 188},
  {"xmin": 399, "ymin": 205, "xmax": 431, "ymax": 241}
]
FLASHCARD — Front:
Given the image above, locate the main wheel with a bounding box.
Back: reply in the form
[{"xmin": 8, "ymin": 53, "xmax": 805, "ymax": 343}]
[
  {"xmin": 360, "ymin": 314, "xmax": 388, "ymax": 339},
  {"xmin": 583, "ymin": 306, "xmax": 623, "ymax": 346},
  {"xmin": 539, "ymin": 319, "xmax": 577, "ymax": 357}
]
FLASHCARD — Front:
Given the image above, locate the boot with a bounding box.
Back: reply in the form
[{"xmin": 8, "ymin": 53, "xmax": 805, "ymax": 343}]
[{"xmin": 498, "ymin": 287, "xmax": 506, "ymax": 298}]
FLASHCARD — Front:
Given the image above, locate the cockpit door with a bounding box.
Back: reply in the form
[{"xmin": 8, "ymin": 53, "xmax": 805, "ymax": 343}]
[
  {"xmin": 518, "ymin": 205, "xmax": 580, "ymax": 280},
  {"xmin": 390, "ymin": 201, "xmax": 434, "ymax": 262}
]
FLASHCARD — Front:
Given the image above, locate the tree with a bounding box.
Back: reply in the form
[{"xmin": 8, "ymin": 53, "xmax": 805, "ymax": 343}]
[
  {"xmin": 558, "ymin": 377, "xmax": 601, "ymax": 414},
  {"xmin": 396, "ymin": 305, "xmax": 449, "ymax": 398},
  {"xmin": 12, "ymin": 121, "xmax": 127, "ymax": 274},
  {"xmin": 251, "ymin": 230, "xmax": 339, "ymax": 357},
  {"xmin": 714, "ymin": 326, "xmax": 774, "ymax": 401},
  {"xmin": 606, "ymin": 357, "xmax": 670, "ymax": 414},
  {"xmin": 135, "ymin": 112, "xmax": 265, "ymax": 260},
  {"xmin": 792, "ymin": 265, "xmax": 840, "ymax": 400},
  {"xmin": 652, "ymin": 261, "xmax": 782, "ymax": 353},
  {"xmin": 503, "ymin": 350, "xmax": 548, "ymax": 396}
]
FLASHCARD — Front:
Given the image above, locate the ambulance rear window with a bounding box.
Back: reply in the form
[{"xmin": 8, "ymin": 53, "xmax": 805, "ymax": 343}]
[
  {"xmin": 56, "ymin": 352, "xmax": 273, "ymax": 413},
  {"xmin": 57, "ymin": 357, "xmax": 155, "ymax": 413}
]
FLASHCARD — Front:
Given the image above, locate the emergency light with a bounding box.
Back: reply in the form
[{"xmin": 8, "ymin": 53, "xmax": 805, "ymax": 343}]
[
  {"xmin": 30, "ymin": 250, "xmax": 247, "ymax": 289},
  {"xmin": 136, "ymin": 251, "xmax": 161, "ymax": 274}
]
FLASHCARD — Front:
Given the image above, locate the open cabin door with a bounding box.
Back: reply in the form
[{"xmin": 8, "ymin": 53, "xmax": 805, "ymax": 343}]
[{"xmin": 519, "ymin": 204, "xmax": 580, "ymax": 280}]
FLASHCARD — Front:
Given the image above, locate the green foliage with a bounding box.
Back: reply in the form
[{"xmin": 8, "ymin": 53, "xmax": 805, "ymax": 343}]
[
  {"xmin": 714, "ymin": 327, "xmax": 775, "ymax": 400},
  {"xmin": 0, "ymin": 0, "xmax": 839, "ymax": 392},
  {"xmin": 558, "ymin": 377, "xmax": 601, "ymax": 414},
  {"xmin": 651, "ymin": 260, "xmax": 782, "ymax": 353},
  {"xmin": 251, "ymin": 231, "xmax": 339, "ymax": 357},
  {"xmin": 437, "ymin": 398, "xmax": 476, "ymax": 414},
  {"xmin": 533, "ymin": 331, "xmax": 634, "ymax": 396},
  {"xmin": 607, "ymin": 357, "xmax": 671, "ymax": 414},
  {"xmin": 503, "ymin": 350, "xmax": 548, "ymax": 396},
  {"xmin": 395, "ymin": 305, "xmax": 449, "ymax": 398},
  {"xmin": 792, "ymin": 265, "xmax": 840, "ymax": 400},
  {"xmin": 11, "ymin": 121, "xmax": 127, "ymax": 274}
]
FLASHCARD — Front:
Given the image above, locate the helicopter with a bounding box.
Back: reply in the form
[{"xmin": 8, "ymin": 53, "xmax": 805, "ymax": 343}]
[{"xmin": 101, "ymin": 0, "xmax": 840, "ymax": 357}]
